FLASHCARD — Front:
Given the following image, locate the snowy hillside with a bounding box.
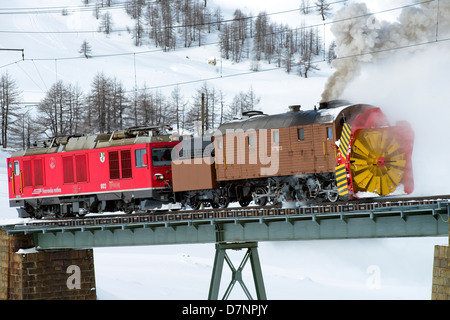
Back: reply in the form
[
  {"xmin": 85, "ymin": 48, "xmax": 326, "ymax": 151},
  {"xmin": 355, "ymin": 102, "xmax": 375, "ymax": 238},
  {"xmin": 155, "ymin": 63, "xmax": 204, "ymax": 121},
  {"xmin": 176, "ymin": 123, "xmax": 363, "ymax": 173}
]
[
  {"xmin": 0, "ymin": 0, "xmax": 449, "ymax": 299},
  {"xmin": 0, "ymin": 0, "xmax": 336, "ymax": 112}
]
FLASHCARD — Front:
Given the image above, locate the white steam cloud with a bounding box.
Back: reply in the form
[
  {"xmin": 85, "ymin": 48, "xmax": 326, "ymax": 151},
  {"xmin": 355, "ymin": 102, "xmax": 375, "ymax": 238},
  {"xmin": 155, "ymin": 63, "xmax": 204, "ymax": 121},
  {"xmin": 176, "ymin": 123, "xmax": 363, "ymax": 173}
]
[{"xmin": 321, "ymin": 1, "xmax": 450, "ymax": 102}]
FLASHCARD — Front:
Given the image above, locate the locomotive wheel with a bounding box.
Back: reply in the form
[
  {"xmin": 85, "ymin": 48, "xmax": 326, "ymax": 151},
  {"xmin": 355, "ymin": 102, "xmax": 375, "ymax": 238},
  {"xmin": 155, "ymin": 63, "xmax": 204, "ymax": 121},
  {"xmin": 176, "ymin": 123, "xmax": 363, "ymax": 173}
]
[
  {"xmin": 25, "ymin": 203, "xmax": 43, "ymax": 219},
  {"xmin": 89, "ymin": 199, "xmax": 100, "ymax": 213},
  {"xmin": 56, "ymin": 205, "xmax": 69, "ymax": 218},
  {"xmin": 253, "ymin": 187, "xmax": 268, "ymax": 206},
  {"xmin": 325, "ymin": 190, "xmax": 339, "ymax": 202},
  {"xmin": 238, "ymin": 197, "xmax": 251, "ymax": 207},
  {"xmin": 216, "ymin": 195, "xmax": 230, "ymax": 208},
  {"xmin": 188, "ymin": 196, "xmax": 201, "ymax": 210},
  {"xmin": 34, "ymin": 209, "xmax": 44, "ymax": 219},
  {"xmin": 350, "ymin": 129, "xmax": 406, "ymax": 196},
  {"xmin": 211, "ymin": 191, "xmax": 229, "ymax": 209},
  {"xmin": 324, "ymin": 181, "xmax": 339, "ymax": 202},
  {"xmin": 210, "ymin": 201, "xmax": 219, "ymax": 209}
]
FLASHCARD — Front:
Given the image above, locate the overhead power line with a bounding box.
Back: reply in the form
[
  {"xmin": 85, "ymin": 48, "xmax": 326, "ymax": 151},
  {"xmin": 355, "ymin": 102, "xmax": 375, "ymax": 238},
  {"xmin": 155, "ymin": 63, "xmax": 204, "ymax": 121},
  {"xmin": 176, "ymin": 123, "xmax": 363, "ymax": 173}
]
[
  {"xmin": 0, "ymin": 1, "xmax": 130, "ymax": 15},
  {"xmin": 0, "ymin": 48, "xmax": 24, "ymax": 60},
  {"xmin": 0, "ymin": 0, "xmax": 348, "ymax": 35}
]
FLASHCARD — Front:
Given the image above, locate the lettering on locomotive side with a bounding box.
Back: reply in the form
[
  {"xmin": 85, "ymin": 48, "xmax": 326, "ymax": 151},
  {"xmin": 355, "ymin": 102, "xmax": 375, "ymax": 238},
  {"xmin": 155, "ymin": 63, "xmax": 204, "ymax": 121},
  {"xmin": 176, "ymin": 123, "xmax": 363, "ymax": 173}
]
[
  {"xmin": 109, "ymin": 181, "xmax": 120, "ymax": 189},
  {"xmin": 32, "ymin": 187, "xmax": 62, "ymax": 195},
  {"xmin": 43, "ymin": 187, "xmax": 62, "ymax": 194}
]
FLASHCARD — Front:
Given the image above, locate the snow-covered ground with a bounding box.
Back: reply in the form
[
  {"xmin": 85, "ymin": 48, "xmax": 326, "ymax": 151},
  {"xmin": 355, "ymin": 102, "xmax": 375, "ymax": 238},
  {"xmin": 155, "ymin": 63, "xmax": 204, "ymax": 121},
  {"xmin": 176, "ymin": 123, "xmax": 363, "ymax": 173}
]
[
  {"xmin": 92, "ymin": 237, "xmax": 446, "ymax": 300},
  {"xmin": 0, "ymin": 0, "xmax": 449, "ymax": 299}
]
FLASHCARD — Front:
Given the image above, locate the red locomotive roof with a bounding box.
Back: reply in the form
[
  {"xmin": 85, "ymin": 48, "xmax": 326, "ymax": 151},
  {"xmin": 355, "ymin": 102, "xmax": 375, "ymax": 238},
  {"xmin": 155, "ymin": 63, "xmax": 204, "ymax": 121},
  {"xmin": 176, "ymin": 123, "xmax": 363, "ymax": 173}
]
[{"xmin": 11, "ymin": 125, "xmax": 174, "ymax": 158}]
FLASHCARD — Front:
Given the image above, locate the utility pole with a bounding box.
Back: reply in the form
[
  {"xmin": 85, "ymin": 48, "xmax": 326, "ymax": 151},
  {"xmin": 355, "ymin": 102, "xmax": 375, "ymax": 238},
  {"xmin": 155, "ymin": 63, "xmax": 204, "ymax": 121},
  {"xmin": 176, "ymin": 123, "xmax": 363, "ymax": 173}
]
[{"xmin": 201, "ymin": 93, "xmax": 205, "ymax": 135}]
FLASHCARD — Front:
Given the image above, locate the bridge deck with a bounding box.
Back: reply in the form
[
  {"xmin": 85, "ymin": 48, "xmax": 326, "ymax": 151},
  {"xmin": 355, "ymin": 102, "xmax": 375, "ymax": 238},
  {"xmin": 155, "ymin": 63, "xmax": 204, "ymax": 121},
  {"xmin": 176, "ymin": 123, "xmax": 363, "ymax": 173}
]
[{"xmin": 2, "ymin": 197, "xmax": 449, "ymax": 249}]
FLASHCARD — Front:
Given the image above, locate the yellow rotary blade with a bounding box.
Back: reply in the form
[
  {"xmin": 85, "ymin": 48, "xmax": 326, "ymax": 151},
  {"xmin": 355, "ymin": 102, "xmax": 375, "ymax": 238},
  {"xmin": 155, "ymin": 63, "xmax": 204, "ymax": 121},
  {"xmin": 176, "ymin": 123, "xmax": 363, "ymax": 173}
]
[
  {"xmin": 366, "ymin": 131, "xmax": 381, "ymax": 154},
  {"xmin": 367, "ymin": 175, "xmax": 381, "ymax": 194},
  {"xmin": 353, "ymin": 169, "xmax": 373, "ymax": 188},
  {"xmin": 349, "ymin": 157, "xmax": 370, "ymax": 171},
  {"xmin": 381, "ymin": 174, "xmax": 396, "ymax": 195},
  {"xmin": 389, "ymin": 153, "xmax": 406, "ymax": 168},
  {"xmin": 352, "ymin": 139, "xmax": 370, "ymax": 157},
  {"xmin": 387, "ymin": 166, "xmax": 404, "ymax": 185},
  {"xmin": 385, "ymin": 139, "xmax": 401, "ymax": 156},
  {"xmin": 350, "ymin": 129, "xmax": 406, "ymax": 196}
]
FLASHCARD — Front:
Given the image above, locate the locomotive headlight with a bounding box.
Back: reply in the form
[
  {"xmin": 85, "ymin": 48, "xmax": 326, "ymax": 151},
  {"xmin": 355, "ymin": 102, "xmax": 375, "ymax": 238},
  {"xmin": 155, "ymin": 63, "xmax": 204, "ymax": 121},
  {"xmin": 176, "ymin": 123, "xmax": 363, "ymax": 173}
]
[{"xmin": 154, "ymin": 173, "xmax": 164, "ymax": 180}]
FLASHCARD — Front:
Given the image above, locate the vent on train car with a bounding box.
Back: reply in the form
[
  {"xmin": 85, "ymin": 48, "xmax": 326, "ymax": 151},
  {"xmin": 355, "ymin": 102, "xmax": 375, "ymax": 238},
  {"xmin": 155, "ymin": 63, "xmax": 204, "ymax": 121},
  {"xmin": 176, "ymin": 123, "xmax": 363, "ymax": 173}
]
[
  {"xmin": 319, "ymin": 100, "xmax": 350, "ymax": 110},
  {"xmin": 288, "ymin": 105, "xmax": 301, "ymax": 112},
  {"xmin": 242, "ymin": 110, "xmax": 266, "ymax": 119}
]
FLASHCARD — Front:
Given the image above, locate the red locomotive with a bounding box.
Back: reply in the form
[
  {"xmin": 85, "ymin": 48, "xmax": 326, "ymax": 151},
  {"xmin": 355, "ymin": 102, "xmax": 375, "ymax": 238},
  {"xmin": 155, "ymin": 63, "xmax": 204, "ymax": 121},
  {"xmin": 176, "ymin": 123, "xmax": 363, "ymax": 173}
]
[
  {"xmin": 7, "ymin": 101, "xmax": 414, "ymax": 218},
  {"xmin": 7, "ymin": 126, "xmax": 178, "ymax": 218}
]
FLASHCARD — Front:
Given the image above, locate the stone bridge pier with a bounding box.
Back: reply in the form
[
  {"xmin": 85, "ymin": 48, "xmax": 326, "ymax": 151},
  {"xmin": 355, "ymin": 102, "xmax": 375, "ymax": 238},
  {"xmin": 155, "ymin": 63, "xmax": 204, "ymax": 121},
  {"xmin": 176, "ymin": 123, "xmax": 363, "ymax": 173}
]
[
  {"xmin": 432, "ymin": 220, "xmax": 450, "ymax": 300},
  {"xmin": 0, "ymin": 230, "xmax": 96, "ymax": 300}
]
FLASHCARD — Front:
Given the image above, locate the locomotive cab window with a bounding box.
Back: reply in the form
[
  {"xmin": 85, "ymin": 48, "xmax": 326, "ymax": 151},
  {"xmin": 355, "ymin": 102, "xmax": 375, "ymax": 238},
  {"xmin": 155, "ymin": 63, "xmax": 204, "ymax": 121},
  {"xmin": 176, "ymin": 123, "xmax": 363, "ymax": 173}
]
[
  {"xmin": 273, "ymin": 130, "xmax": 279, "ymax": 144},
  {"xmin": 326, "ymin": 127, "xmax": 333, "ymax": 140},
  {"xmin": 152, "ymin": 148, "xmax": 172, "ymax": 166},
  {"xmin": 14, "ymin": 161, "xmax": 20, "ymax": 176},
  {"xmin": 298, "ymin": 128, "xmax": 304, "ymax": 141},
  {"xmin": 135, "ymin": 148, "xmax": 147, "ymax": 168},
  {"xmin": 248, "ymin": 134, "xmax": 255, "ymax": 147}
]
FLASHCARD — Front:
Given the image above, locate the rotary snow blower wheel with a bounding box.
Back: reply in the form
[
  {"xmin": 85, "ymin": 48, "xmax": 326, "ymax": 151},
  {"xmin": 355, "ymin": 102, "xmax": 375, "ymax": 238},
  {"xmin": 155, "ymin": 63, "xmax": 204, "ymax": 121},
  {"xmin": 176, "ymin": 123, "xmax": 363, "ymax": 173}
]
[{"xmin": 349, "ymin": 129, "xmax": 406, "ymax": 196}]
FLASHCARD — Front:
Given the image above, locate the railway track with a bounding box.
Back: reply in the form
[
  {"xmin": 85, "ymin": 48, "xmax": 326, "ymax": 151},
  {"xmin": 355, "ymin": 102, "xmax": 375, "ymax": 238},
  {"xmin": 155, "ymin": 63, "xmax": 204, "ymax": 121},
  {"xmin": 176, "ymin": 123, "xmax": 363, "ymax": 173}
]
[{"xmin": 14, "ymin": 194, "xmax": 450, "ymax": 230}]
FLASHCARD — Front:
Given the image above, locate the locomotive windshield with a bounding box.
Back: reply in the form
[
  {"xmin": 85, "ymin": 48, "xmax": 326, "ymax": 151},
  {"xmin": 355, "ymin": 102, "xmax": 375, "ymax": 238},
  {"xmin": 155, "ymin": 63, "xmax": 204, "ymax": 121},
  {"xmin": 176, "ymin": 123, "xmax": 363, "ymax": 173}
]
[{"xmin": 152, "ymin": 147, "xmax": 173, "ymax": 166}]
